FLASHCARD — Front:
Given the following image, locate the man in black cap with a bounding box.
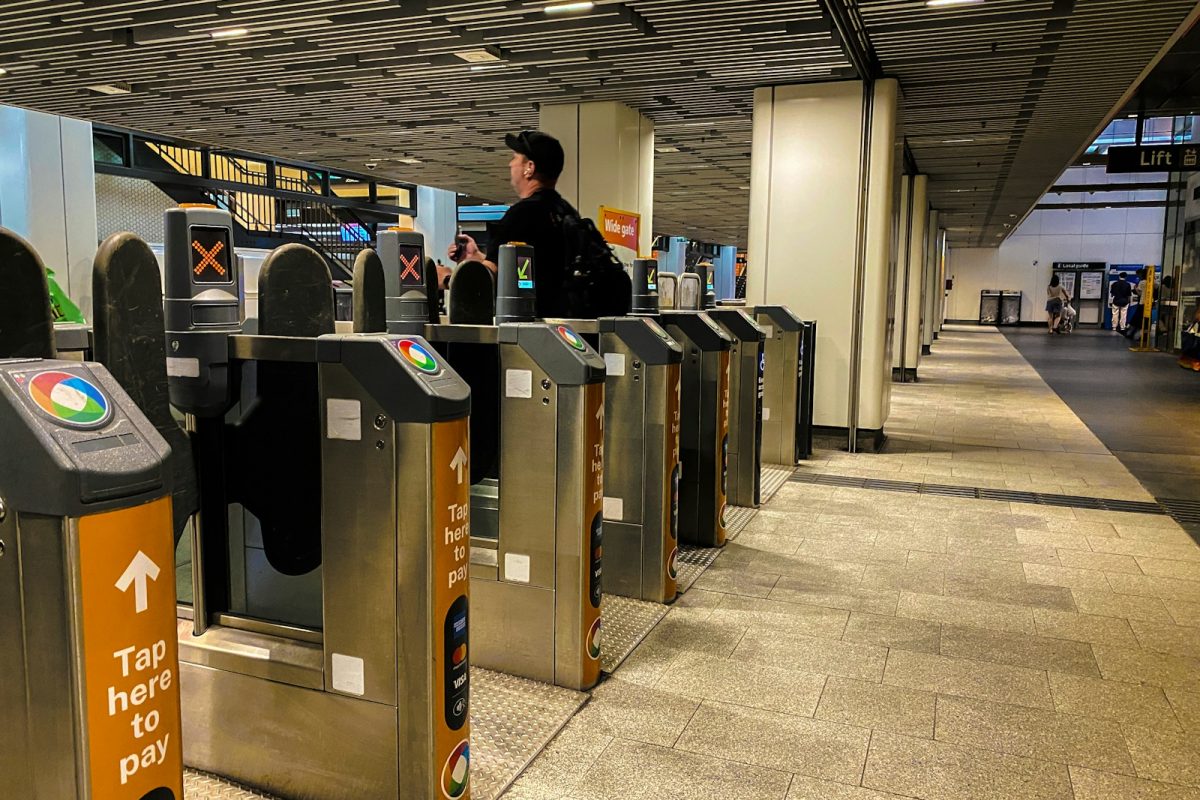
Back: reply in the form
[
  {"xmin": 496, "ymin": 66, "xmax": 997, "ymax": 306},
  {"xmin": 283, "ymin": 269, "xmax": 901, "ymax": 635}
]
[{"xmin": 447, "ymin": 129, "xmax": 577, "ymax": 318}]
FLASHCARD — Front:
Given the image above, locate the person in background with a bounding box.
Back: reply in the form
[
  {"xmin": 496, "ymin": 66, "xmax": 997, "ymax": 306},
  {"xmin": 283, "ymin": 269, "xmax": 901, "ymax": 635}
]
[
  {"xmin": 446, "ymin": 130, "xmax": 576, "ymax": 318},
  {"xmin": 1046, "ymin": 274, "xmax": 1071, "ymax": 334},
  {"xmin": 1110, "ymin": 272, "xmax": 1133, "ymax": 332}
]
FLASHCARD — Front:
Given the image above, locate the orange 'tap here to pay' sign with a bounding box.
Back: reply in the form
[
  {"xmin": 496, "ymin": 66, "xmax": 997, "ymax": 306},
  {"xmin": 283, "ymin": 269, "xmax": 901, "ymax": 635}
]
[{"xmin": 599, "ymin": 206, "xmax": 640, "ymax": 252}]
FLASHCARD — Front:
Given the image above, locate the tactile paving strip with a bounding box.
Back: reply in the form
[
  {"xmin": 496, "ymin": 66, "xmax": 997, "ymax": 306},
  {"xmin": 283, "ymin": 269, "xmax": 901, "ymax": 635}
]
[
  {"xmin": 469, "ymin": 668, "xmax": 589, "ymax": 800},
  {"xmin": 600, "ymin": 594, "xmax": 670, "ymax": 674},
  {"xmin": 185, "ymin": 770, "xmax": 277, "ymax": 799},
  {"xmin": 759, "ymin": 465, "xmax": 796, "ymax": 503},
  {"xmin": 674, "ymin": 544, "xmax": 724, "ymax": 593},
  {"xmin": 723, "ymin": 505, "xmax": 758, "ymax": 541},
  {"xmin": 184, "ymin": 667, "xmax": 587, "ymax": 800}
]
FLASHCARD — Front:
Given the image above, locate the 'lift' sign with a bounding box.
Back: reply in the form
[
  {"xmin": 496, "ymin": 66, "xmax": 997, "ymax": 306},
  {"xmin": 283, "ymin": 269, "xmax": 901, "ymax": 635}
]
[{"xmin": 599, "ymin": 206, "xmax": 640, "ymax": 252}]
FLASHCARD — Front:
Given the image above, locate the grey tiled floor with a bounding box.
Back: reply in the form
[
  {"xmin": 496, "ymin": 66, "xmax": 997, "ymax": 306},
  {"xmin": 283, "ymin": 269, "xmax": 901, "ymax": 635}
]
[{"xmin": 504, "ymin": 326, "xmax": 1200, "ymax": 800}]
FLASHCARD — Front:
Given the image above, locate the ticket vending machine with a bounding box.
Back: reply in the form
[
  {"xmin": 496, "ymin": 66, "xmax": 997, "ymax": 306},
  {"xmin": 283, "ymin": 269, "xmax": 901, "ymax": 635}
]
[
  {"xmin": 382, "ymin": 237, "xmax": 607, "ymax": 691},
  {"xmin": 93, "ymin": 207, "xmax": 475, "ymax": 799},
  {"xmin": 755, "ymin": 307, "xmax": 816, "ymax": 465},
  {"xmin": 708, "ymin": 309, "xmax": 766, "ymax": 509},
  {"xmin": 0, "ymin": 358, "xmax": 183, "ymax": 800}
]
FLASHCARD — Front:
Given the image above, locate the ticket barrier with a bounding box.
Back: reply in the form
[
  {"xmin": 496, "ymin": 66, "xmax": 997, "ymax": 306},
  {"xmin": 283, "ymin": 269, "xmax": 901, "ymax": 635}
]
[
  {"xmin": 755, "ymin": 306, "xmax": 817, "ymax": 464},
  {"xmin": 631, "ymin": 259, "xmax": 731, "ymax": 548},
  {"xmin": 708, "ymin": 309, "xmax": 766, "ymax": 508},
  {"xmin": 545, "ymin": 313, "xmax": 684, "ymax": 605},
  {"xmin": 0, "ymin": 231, "xmax": 184, "ymax": 799},
  {"xmin": 90, "ymin": 207, "xmax": 474, "ymax": 800},
  {"xmin": 378, "ymin": 231, "xmax": 606, "ymax": 691}
]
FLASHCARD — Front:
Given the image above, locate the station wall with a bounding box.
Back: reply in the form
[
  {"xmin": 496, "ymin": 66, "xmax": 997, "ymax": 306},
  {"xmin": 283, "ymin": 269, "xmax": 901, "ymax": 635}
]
[{"xmin": 946, "ymin": 166, "xmax": 1167, "ymax": 323}]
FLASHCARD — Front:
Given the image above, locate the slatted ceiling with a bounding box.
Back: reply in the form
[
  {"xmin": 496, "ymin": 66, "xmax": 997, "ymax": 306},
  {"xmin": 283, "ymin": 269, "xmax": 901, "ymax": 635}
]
[{"xmin": 0, "ymin": 2, "xmax": 1192, "ymax": 247}]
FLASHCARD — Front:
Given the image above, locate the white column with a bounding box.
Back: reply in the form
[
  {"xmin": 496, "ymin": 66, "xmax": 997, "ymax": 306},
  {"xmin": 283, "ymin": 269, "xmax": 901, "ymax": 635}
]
[
  {"xmin": 745, "ymin": 79, "xmax": 901, "ymax": 445},
  {"xmin": 0, "ymin": 105, "xmax": 98, "ymax": 319},
  {"xmin": 922, "ymin": 209, "xmax": 940, "ymax": 352},
  {"xmin": 893, "ymin": 174, "xmax": 928, "ymax": 377},
  {"xmin": 540, "ymin": 100, "xmax": 654, "ymax": 261},
  {"xmin": 412, "ymin": 185, "xmax": 458, "ymax": 266}
]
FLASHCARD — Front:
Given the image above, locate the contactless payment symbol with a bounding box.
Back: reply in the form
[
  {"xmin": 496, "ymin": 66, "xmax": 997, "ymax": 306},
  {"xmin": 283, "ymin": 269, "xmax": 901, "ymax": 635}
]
[
  {"xmin": 396, "ymin": 339, "xmax": 441, "ymax": 374},
  {"xmin": 587, "ymin": 617, "xmax": 602, "ymax": 660},
  {"xmin": 558, "ymin": 326, "xmax": 586, "ymax": 352},
  {"xmin": 441, "ymin": 739, "xmax": 469, "ymax": 799},
  {"xmin": 28, "ymin": 371, "xmax": 111, "ymax": 429}
]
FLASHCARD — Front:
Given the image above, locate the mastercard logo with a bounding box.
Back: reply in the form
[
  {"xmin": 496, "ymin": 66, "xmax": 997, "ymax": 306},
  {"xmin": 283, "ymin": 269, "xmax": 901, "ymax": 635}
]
[
  {"xmin": 28, "ymin": 371, "xmax": 111, "ymax": 429},
  {"xmin": 396, "ymin": 339, "xmax": 441, "ymax": 374},
  {"xmin": 667, "ymin": 547, "xmax": 678, "ymax": 580},
  {"xmin": 586, "ymin": 617, "xmax": 602, "ymax": 661},
  {"xmin": 452, "ymin": 643, "xmax": 467, "ymax": 667},
  {"xmin": 441, "ymin": 739, "xmax": 469, "ymax": 799},
  {"xmin": 557, "ymin": 325, "xmax": 586, "ymax": 352}
]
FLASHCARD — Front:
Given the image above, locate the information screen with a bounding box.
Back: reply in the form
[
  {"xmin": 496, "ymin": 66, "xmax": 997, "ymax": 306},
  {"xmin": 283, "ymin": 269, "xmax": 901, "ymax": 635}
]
[
  {"xmin": 397, "ymin": 243, "xmax": 426, "ymax": 288},
  {"xmin": 190, "ymin": 226, "xmax": 233, "ymax": 285}
]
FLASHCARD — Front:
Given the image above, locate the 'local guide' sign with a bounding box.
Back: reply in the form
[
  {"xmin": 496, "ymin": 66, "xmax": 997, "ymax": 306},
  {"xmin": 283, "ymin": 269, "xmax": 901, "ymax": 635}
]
[{"xmin": 1107, "ymin": 144, "xmax": 1200, "ymax": 173}]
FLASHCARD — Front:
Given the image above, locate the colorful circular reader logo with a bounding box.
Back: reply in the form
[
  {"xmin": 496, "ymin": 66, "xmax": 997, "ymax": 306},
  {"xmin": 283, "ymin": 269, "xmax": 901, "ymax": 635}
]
[
  {"xmin": 587, "ymin": 617, "xmax": 602, "ymax": 661},
  {"xmin": 441, "ymin": 739, "xmax": 470, "ymax": 799},
  {"xmin": 667, "ymin": 547, "xmax": 679, "ymax": 581},
  {"xmin": 396, "ymin": 339, "xmax": 441, "ymax": 374},
  {"xmin": 557, "ymin": 326, "xmax": 587, "ymax": 352},
  {"xmin": 28, "ymin": 371, "xmax": 111, "ymax": 429}
]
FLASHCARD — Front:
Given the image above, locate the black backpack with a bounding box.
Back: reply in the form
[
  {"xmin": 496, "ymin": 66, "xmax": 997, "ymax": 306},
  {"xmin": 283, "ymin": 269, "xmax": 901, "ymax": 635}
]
[{"xmin": 551, "ymin": 198, "xmax": 633, "ymax": 319}]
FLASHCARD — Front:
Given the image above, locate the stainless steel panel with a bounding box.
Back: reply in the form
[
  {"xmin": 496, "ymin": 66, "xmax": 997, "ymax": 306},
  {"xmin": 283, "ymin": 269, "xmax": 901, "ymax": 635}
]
[
  {"xmin": 468, "ymin": 579, "xmax": 557, "ymax": 684},
  {"xmin": 497, "ymin": 344, "xmax": 559, "ymax": 591},
  {"xmin": 19, "ymin": 513, "xmax": 84, "ymax": 799},
  {"xmin": 177, "ymin": 619, "xmax": 324, "ymax": 690},
  {"xmin": 552, "ymin": 384, "xmax": 590, "ymax": 690},
  {"xmin": 758, "ymin": 319, "xmax": 802, "ymax": 467},
  {"xmin": 393, "ymin": 420, "xmax": 439, "ymax": 797},
  {"xmin": 601, "ymin": 520, "xmax": 644, "ymax": 599},
  {"xmin": 725, "ymin": 336, "xmax": 761, "ymax": 508},
  {"xmin": 601, "ymin": 333, "xmax": 646, "ymax": 526},
  {"xmin": 319, "ymin": 363, "xmax": 398, "ymax": 706},
  {"xmin": 180, "ymin": 662, "xmax": 399, "ymax": 799},
  {"xmin": 0, "ymin": 509, "xmax": 32, "ymax": 797}
]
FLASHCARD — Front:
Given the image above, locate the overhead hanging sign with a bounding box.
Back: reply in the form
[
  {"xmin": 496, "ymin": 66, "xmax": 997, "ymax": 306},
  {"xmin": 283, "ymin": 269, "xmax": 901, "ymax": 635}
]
[
  {"xmin": 1107, "ymin": 144, "xmax": 1200, "ymax": 173},
  {"xmin": 599, "ymin": 206, "xmax": 640, "ymax": 252}
]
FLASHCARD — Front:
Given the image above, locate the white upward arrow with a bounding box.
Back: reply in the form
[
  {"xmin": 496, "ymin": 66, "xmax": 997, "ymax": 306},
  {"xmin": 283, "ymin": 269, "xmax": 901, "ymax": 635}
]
[
  {"xmin": 450, "ymin": 447, "xmax": 468, "ymax": 484},
  {"xmin": 115, "ymin": 551, "xmax": 161, "ymax": 614},
  {"xmin": 595, "ymin": 403, "xmax": 604, "ymax": 431}
]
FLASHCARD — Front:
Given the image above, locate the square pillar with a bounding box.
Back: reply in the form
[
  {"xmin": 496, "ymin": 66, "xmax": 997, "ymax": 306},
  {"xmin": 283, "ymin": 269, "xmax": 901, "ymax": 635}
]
[
  {"xmin": 540, "ymin": 101, "xmax": 654, "ymax": 260},
  {"xmin": 893, "ymin": 174, "xmax": 928, "ymax": 379},
  {"xmin": 745, "ymin": 79, "xmax": 902, "ymax": 450},
  {"xmin": 922, "ymin": 209, "xmax": 940, "ymax": 353},
  {"xmin": 0, "ymin": 105, "xmax": 98, "ymax": 319}
]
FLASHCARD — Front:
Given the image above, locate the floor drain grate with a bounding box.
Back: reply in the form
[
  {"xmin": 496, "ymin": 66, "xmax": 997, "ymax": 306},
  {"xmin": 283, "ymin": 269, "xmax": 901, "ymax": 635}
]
[{"xmin": 790, "ymin": 472, "xmax": 1168, "ymax": 515}]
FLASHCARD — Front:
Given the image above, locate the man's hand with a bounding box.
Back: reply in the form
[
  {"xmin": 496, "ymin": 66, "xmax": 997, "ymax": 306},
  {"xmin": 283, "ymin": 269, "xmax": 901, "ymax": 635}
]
[{"xmin": 447, "ymin": 234, "xmax": 483, "ymax": 264}]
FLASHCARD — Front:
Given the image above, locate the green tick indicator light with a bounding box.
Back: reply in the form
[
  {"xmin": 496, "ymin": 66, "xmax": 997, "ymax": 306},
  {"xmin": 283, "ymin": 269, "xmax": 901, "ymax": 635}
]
[{"xmin": 517, "ymin": 258, "xmax": 534, "ymax": 290}]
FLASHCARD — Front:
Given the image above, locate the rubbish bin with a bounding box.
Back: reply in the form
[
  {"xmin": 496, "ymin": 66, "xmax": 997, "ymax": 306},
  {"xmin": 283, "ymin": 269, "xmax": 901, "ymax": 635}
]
[{"xmin": 979, "ymin": 291, "xmax": 1001, "ymax": 324}]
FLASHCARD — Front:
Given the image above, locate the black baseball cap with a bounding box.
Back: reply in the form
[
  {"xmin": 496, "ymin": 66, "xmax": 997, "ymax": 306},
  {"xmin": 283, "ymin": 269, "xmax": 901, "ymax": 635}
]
[{"xmin": 505, "ymin": 130, "xmax": 565, "ymax": 181}]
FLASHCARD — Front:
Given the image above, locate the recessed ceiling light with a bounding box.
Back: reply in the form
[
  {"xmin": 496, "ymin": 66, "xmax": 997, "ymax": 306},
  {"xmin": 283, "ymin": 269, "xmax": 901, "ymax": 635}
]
[
  {"xmin": 655, "ymin": 146, "xmax": 680, "ymax": 153},
  {"xmin": 470, "ymin": 64, "xmax": 504, "ymax": 71},
  {"xmin": 545, "ymin": 1, "xmax": 595, "ymax": 13},
  {"xmin": 942, "ymin": 138, "xmax": 975, "ymax": 143},
  {"xmin": 926, "ymin": 0, "xmax": 985, "ymax": 7},
  {"xmin": 211, "ymin": 27, "xmax": 249, "ymax": 39},
  {"xmin": 185, "ymin": 127, "xmax": 206, "ymax": 133},
  {"xmin": 87, "ymin": 82, "xmax": 132, "ymax": 95},
  {"xmin": 0, "ymin": 68, "xmax": 8, "ymax": 77},
  {"xmin": 454, "ymin": 47, "xmax": 501, "ymax": 64},
  {"xmin": 397, "ymin": 157, "xmax": 423, "ymax": 165}
]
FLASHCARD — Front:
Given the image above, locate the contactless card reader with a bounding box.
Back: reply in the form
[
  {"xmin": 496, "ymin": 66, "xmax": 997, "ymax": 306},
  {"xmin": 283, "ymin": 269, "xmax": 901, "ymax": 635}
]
[
  {"xmin": 632, "ymin": 258, "xmax": 660, "ymax": 315},
  {"xmin": 163, "ymin": 205, "xmax": 245, "ymax": 417}
]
